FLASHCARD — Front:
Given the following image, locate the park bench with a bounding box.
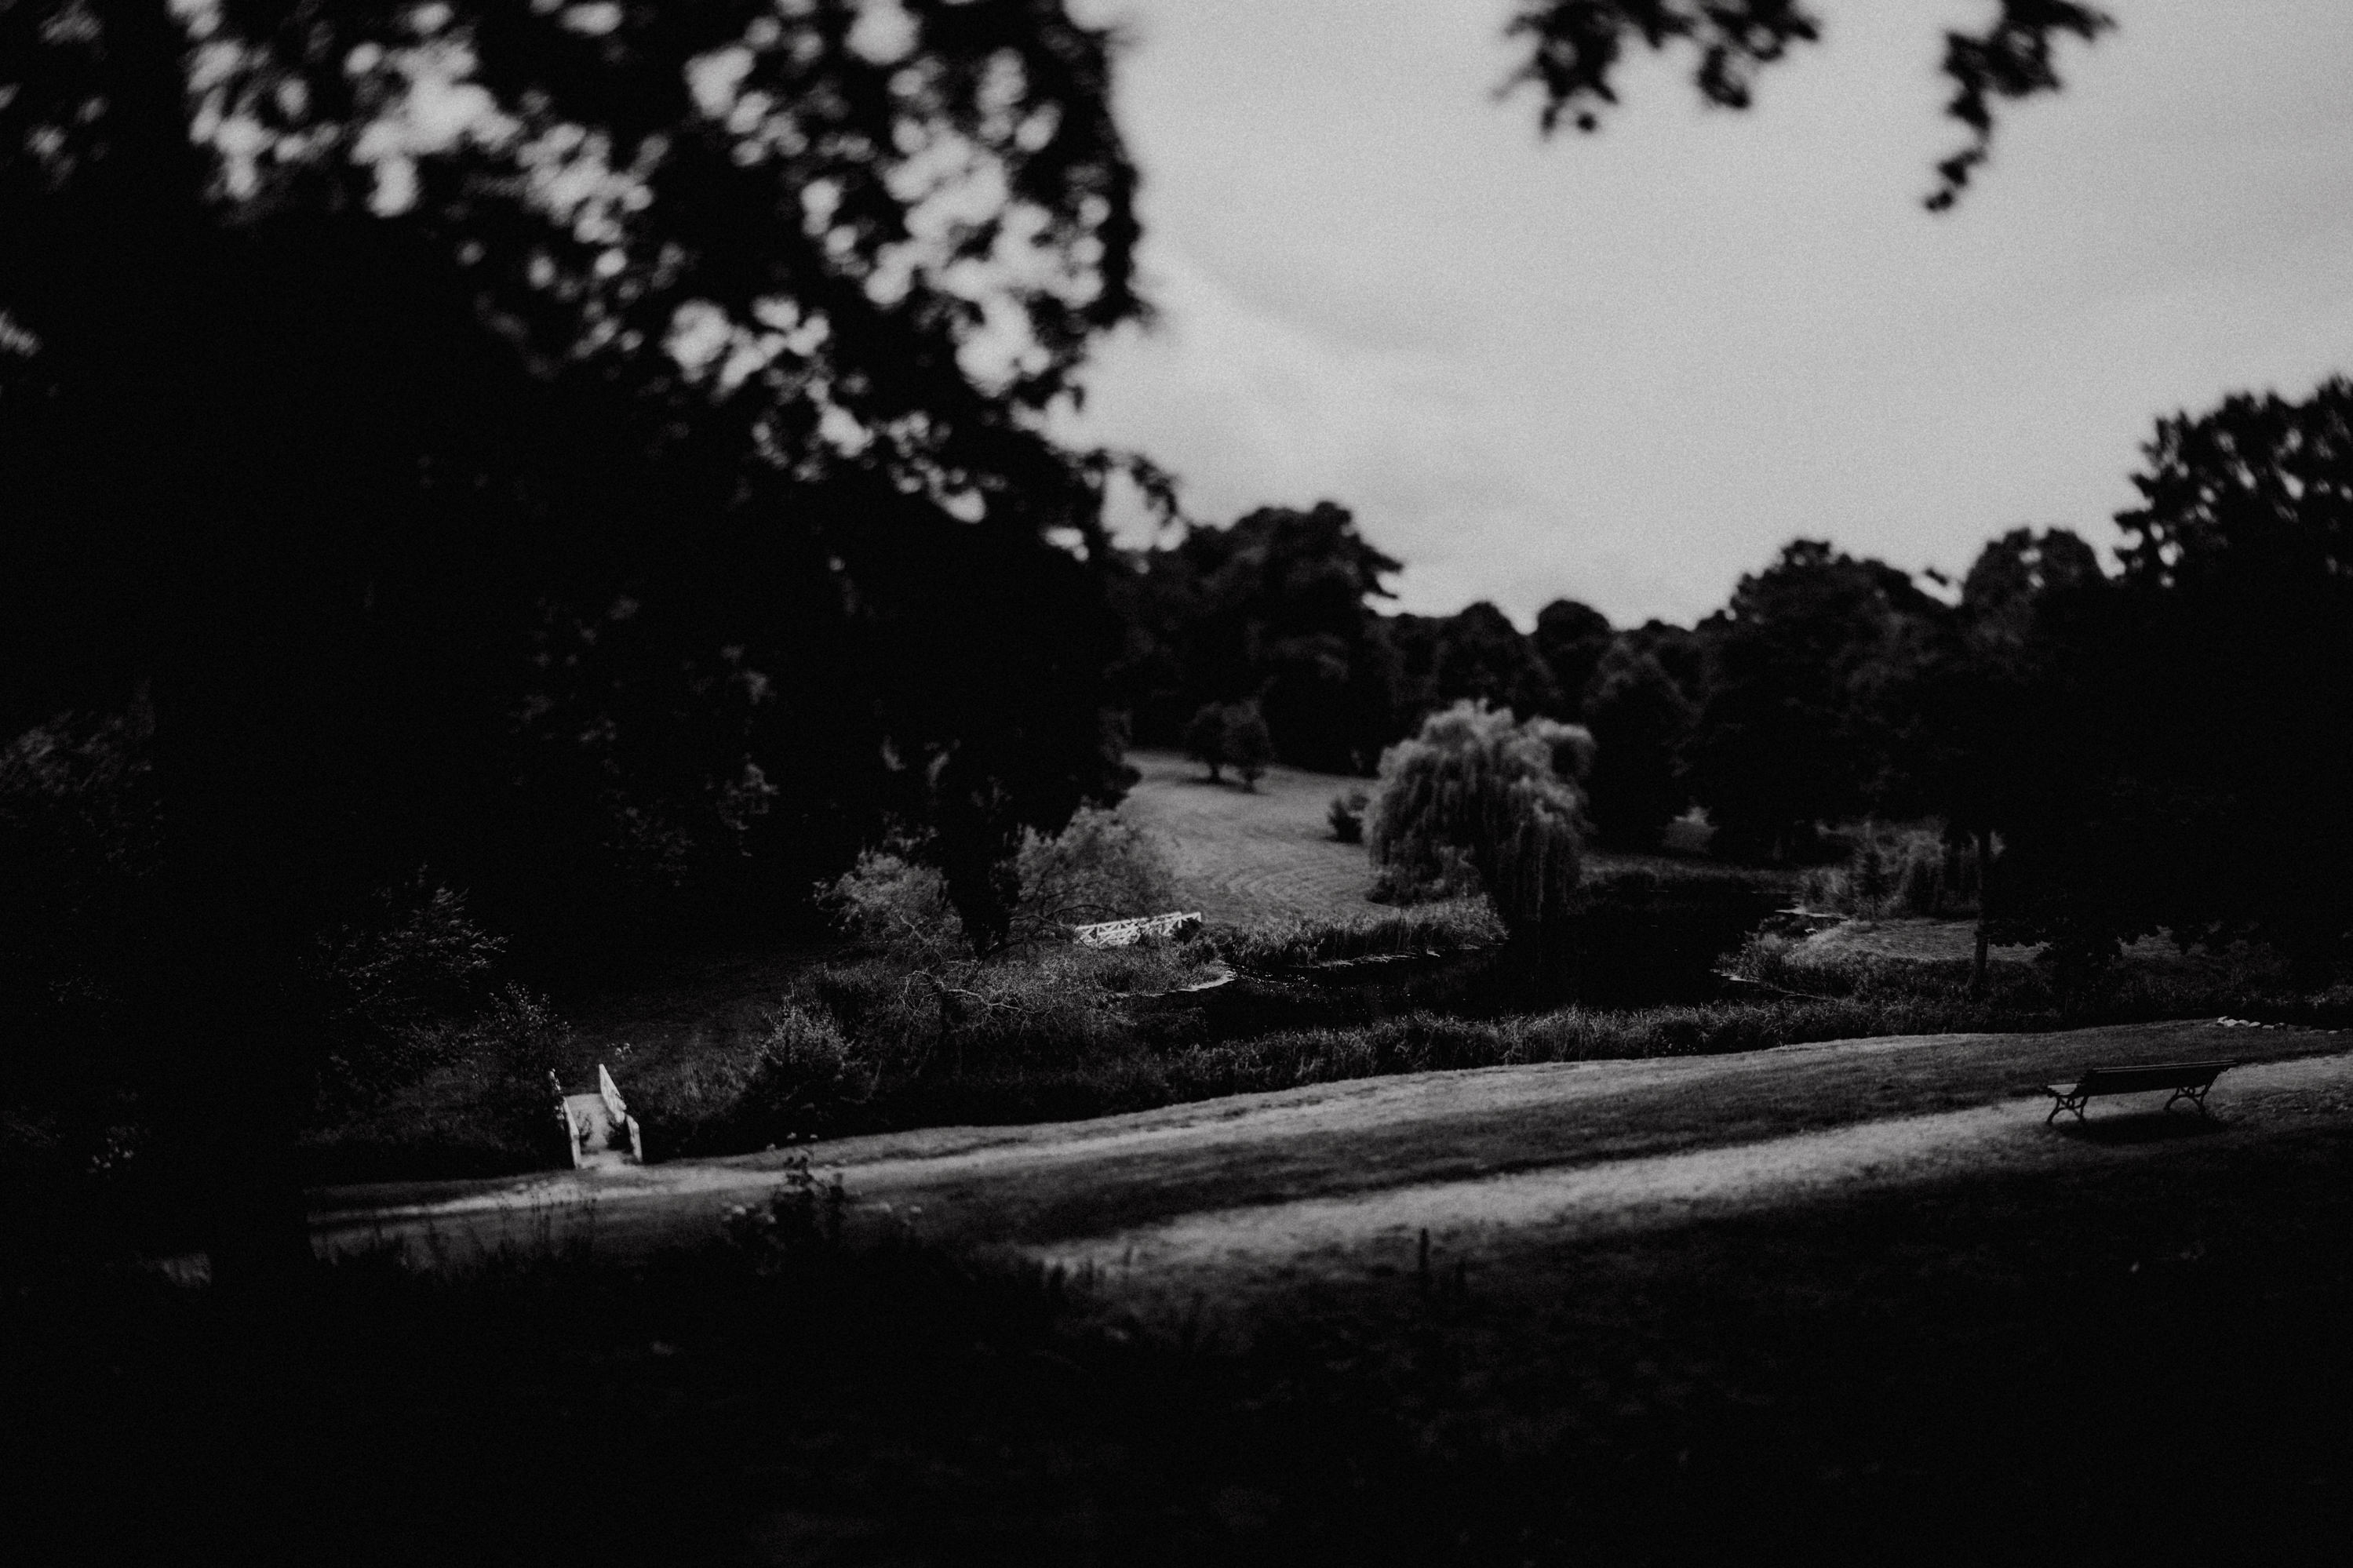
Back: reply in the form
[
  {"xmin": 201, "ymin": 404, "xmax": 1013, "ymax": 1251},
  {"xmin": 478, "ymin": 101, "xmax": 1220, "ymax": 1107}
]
[{"xmin": 2042, "ymin": 1058, "xmax": 2238, "ymax": 1125}]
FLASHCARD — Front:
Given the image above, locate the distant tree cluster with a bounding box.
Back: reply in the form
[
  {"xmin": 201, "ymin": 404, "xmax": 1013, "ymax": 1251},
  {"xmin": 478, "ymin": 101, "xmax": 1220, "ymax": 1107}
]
[
  {"xmin": 1110, "ymin": 501, "xmax": 1696, "ymax": 835},
  {"xmin": 1112, "ymin": 377, "xmax": 2353, "ymax": 984}
]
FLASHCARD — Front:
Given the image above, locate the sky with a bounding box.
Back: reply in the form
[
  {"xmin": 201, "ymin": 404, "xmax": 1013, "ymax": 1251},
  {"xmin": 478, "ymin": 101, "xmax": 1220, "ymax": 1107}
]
[{"xmin": 1053, "ymin": 0, "xmax": 2353, "ymax": 628}]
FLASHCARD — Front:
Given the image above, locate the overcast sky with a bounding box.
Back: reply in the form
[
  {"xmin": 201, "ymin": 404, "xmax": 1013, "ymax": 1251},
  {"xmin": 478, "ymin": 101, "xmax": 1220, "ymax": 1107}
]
[{"xmin": 1053, "ymin": 0, "xmax": 2353, "ymax": 628}]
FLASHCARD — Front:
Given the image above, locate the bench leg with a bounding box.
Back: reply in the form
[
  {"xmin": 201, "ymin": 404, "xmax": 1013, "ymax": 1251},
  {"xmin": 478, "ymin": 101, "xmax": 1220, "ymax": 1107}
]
[
  {"xmin": 2046, "ymin": 1093, "xmax": 2088, "ymax": 1126},
  {"xmin": 2164, "ymin": 1086, "xmax": 2214, "ymax": 1119}
]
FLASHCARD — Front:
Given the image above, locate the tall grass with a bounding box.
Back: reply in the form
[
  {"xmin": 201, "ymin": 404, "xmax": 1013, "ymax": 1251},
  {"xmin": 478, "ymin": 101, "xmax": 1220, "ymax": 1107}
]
[{"xmin": 1208, "ymin": 898, "xmax": 1502, "ymax": 971}]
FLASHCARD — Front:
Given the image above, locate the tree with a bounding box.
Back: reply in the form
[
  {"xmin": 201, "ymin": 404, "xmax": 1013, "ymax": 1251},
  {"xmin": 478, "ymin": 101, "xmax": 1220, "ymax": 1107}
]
[
  {"xmin": 1582, "ymin": 644, "xmax": 1698, "ymax": 850},
  {"xmin": 1889, "ymin": 528, "xmax": 2111, "ymax": 987},
  {"xmin": 1370, "ymin": 701, "xmax": 1592, "ymax": 936},
  {"xmin": 1532, "ymin": 598, "xmax": 1615, "ymax": 720},
  {"xmin": 1183, "ymin": 702, "xmax": 1229, "ymax": 783},
  {"xmin": 1502, "ymin": 0, "xmax": 2115, "ymax": 209},
  {"xmin": 0, "ymin": 0, "xmax": 1146, "ymax": 1271},
  {"xmin": 2096, "ymin": 379, "xmax": 2353, "ymax": 973},
  {"xmin": 1224, "ymin": 704, "xmax": 1276, "ymax": 792},
  {"xmin": 1679, "ymin": 542, "xmax": 1947, "ymax": 860},
  {"xmin": 1109, "ymin": 502, "xmax": 1403, "ymax": 772}
]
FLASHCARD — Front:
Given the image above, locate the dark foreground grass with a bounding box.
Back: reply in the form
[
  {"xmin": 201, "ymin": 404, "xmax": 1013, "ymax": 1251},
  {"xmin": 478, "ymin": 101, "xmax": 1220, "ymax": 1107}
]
[{"xmin": 17, "ymin": 1119, "xmax": 2353, "ymax": 1564}]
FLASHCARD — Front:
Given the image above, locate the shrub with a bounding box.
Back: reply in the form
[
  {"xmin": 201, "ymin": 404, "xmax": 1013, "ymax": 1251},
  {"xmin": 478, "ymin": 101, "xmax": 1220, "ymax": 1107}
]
[
  {"xmin": 1211, "ymin": 899, "xmax": 1503, "ymax": 971},
  {"xmin": 1799, "ymin": 825, "xmax": 1981, "ymax": 920},
  {"xmin": 816, "ymin": 844, "xmax": 964, "ymax": 959},
  {"xmin": 297, "ymin": 983, "xmax": 573, "ymax": 1182},
  {"xmin": 1183, "ymin": 702, "xmax": 1229, "ymax": 782},
  {"xmin": 632, "ymin": 1005, "xmax": 866, "ymax": 1156},
  {"xmin": 1548, "ymin": 863, "xmax": 1789, "ymax": 1005},
  {"xmin": 0, "ymin": 704, "xmax": 160, "ymax": 1105},
  {"xmin": 1011, "ymin": 805, "xmax": 1178, "ymax": 943},
  {"xmin": 1328, "ymin": 790, "xmax": 1368, "ymax": 844},
  {"xmin": 1369, "ymin": 701, "xmax": 1592, "ymax": 934},
  {"xmin": 1223, "ymin": 702, "xmax": 1274, "ymax": 790}
]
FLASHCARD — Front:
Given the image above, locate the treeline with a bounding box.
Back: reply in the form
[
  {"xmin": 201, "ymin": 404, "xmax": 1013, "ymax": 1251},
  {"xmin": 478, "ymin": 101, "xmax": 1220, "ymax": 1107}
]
[
  {"xmin": 1109, "ymin": 378, "xmax": 2353, "ymax": 978},
  {"xmin": 1104, "ymin": 500, "xmax": 1705, "ymax": 849}
]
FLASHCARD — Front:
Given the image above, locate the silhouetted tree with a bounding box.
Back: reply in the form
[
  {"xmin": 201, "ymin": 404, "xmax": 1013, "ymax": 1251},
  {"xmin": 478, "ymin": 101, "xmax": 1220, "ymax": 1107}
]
[
  {"xmin": 1532, "ymin": 598, "xmax": 1615, "ymax": 719},
  {"xmin": 1888, "ymin": 528, "xmax": 2110, "ymax": 985},
  {"xmin": 1582, "ymin": 644, "xmax": 1698, "ymax": 850},
  {"xmin": 1109, "ymin": 502, "xmax": 1402, "ymax": 771},
  {"xmin": 2093, "ymin": 380, "xmax": 2353, "ymax": 974},
  {"xmin": 0, "ymin": 0, "xmax": 1146, "ymax": 1270},
  {"xmin": 1683, "ymin": 541, "xmax": 1951, "ymax": 860},
  {"xmin": 1184, "ymin": 703, "xmax": 1230, "ymax": 782}
]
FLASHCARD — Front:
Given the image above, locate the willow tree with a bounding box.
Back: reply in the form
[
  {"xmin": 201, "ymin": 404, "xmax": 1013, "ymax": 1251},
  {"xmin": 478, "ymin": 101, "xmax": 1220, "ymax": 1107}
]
[{"xmin": 1370, "ymin": 701, "xmax": 1594, "ymax": 936}]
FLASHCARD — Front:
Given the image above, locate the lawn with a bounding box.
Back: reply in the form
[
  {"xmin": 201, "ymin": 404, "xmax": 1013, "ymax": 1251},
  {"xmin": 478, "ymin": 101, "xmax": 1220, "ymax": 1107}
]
[
  {"xmin": 1116, "ymin": 748, "xmax": 1382, "ymax": 924},
  {"xmin": 35, "ymin": 1075, "xmax": 2353, "ymax": 1563}
]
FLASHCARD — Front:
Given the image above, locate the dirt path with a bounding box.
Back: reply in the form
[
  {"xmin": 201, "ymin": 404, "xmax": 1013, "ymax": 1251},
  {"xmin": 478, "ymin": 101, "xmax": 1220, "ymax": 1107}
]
[{"xmin": 314, "ymin": 1020, "xmax": 2351, "ymax": 1312}]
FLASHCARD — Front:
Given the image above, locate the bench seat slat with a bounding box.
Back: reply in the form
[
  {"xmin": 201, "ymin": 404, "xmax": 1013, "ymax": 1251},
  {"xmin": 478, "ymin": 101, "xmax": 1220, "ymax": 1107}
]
[
  {"xmin": 2067, "ymin": 1060, "xmax": 2235, "ymax": 1096},
  {"xmin": 2042, "ymin": 1057, "xmax": 2238, "ymax": 1123}
]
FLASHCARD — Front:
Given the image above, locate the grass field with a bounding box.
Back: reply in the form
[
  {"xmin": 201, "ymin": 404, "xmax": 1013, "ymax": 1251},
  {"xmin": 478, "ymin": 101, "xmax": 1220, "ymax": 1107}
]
[
  {"xmin": 1118, "ymin": 747, "xmax": 1753, "ymax": 927},
  {"xmin": 1117, "ymin": 748, "xmax": 1382, "ymax": 924},
  {"xmin": 54, "ymin": 1026, "xmax": 2352, "ymax": 1563}
]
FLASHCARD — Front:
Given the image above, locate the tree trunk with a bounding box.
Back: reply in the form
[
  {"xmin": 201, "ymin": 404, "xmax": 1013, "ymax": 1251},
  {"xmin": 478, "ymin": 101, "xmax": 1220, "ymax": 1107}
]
[{"xmin": 1972, "ymin": 828, "xmax": 1994, "ymax": 995}]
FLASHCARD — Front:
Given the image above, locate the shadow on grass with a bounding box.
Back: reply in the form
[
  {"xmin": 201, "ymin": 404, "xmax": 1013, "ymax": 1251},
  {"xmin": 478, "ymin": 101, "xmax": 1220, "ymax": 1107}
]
[{"xmin": 2053, "ymin": 1111, "xmax": 2231, "ymax": 1146}]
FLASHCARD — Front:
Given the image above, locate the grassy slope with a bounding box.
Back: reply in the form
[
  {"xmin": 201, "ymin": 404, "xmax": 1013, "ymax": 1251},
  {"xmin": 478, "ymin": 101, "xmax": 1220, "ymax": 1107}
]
[
  {"xmin": 1116, "ymin": 748, "xmax": 1381, "ymax": 924},
  {"xmin": 313, "ymin": 1020, "xmax": 2341, "ymax": 1261},
  {"xmin": 64, "ymin": 1031, "xmax": 2353, "ymax": 1563}
]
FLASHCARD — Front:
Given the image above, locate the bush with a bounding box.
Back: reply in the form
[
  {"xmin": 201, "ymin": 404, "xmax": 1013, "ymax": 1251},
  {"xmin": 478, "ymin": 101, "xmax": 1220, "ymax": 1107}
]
[
  {"xmin": 311, "ymin": 876, "xmax": 515, "ymax": 1109},
  {"xmin": 1211, "ymin": 899, "xmax": 1503, "ymax": 971},
  {"xmin": 1224, "ymin": 702, "xmax": 1274, "ymax": 790},
  {"xmin": 1328, "ymin": 790, "xmax": 1368, "ymax": 844},
  {"xmin": 1183, "ymin": 702, "xmax": 1229, "ymax": 782},
  {"xmin": 1369, "ymin": 701, "xmax": 1592, "ymax": 934},
  {"xmin": 1799, "ymin": 825, "xmax": 1981, "ymax": 919},
  {"xmin": 822, "ymin": 809, "xmax": 1178, "ymax": 958},
  {"xmin": 1547, "ymin": 863, "xmax": 1790, "ymax": 1005},
  {"xmin": 0, "ymin": 704, "xmax": 160, "ymax": 1110},
  {"xmin": 816, "ymin": 844, "xmax": 963, "ymax": 959},
  {"xmin": 1011, "ymin": 805, "xmax": 1178, "ymax": 943},
  {"xmin": 632, "ymin": 1005, "xmax": 866, "ymax": 1156},
  {"xmin": 297, "ymin": 983, "xmax": 574, "ymax": 1183}
]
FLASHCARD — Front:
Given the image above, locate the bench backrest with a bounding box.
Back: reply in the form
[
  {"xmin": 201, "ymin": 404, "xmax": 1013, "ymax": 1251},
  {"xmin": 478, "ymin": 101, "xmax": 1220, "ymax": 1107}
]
[{"xmin": 2071, "ymin": 1059, "xmax": 2236, "ymax": 1096}]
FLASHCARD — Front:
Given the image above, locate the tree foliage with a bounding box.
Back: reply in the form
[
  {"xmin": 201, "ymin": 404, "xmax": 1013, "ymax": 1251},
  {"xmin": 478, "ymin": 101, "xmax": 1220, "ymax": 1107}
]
[
  {"xmin": 1370, "ymin": 702, "xmax": 1592, "ymax": 936},
  {"xmin": 1532, "ymin": 598, "xmax": 1615, "ymax": 720},
  {"xmin": 1223, "ymin": 702, "xmax": 1275, "ymax": 791},
  {"xmin": 1110, "ymin": 502, "xmax": 1403, "ymax": 773},
  {"xmin": 1681, "ymin": 540, "xmax": 1949, "ymax": 859},
  {"xmin": 1502, "ymin": 0, "xmax": 2115, "ymax": 209},
  {"xmin": 0, "ymin": 0, "xmax": 1147, "ymax": 1266},
  {"xmin": 1581, "ymin": 644, "xmax": 1696, "ymax": 849}
]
